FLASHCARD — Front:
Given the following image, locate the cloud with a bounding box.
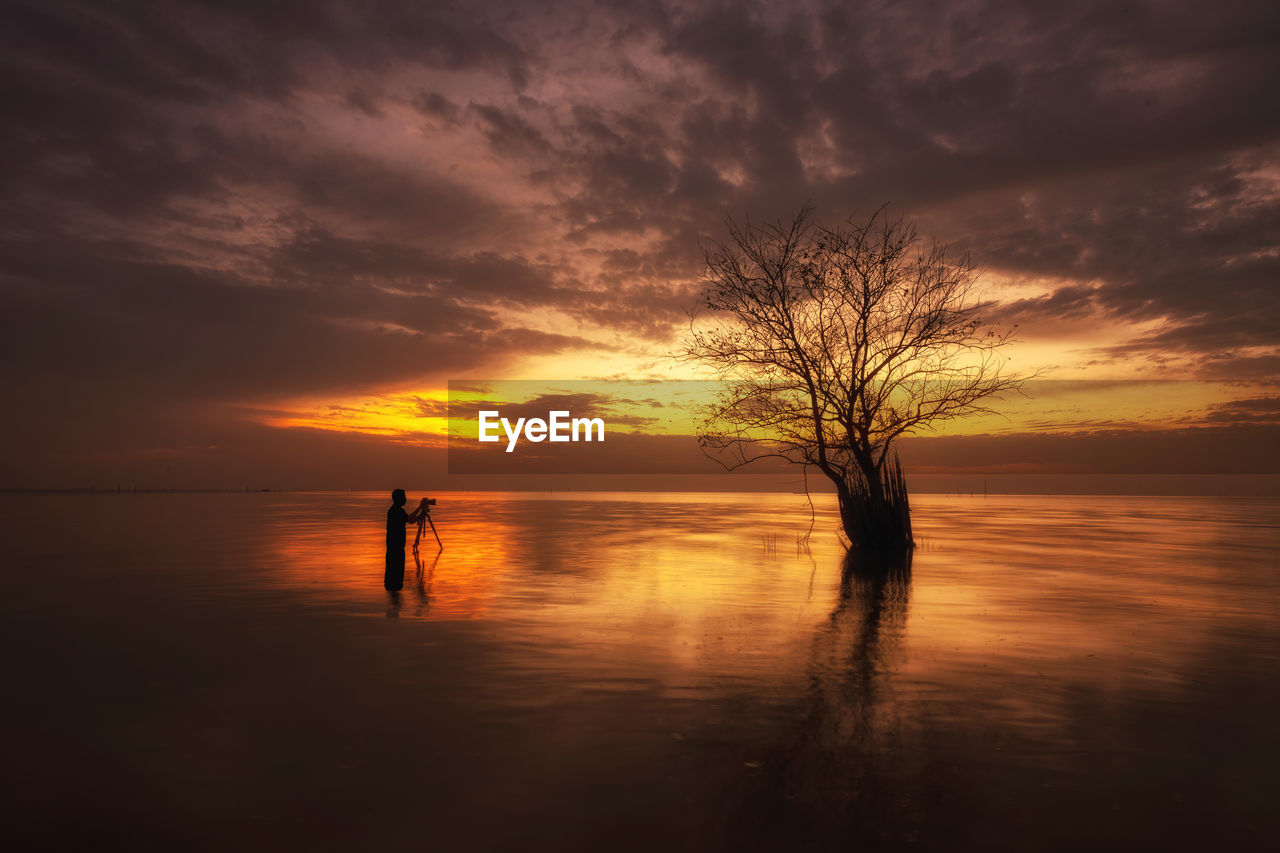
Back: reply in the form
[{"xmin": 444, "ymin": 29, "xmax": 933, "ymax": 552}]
[
  {"xmin": 2, "ymin": 0, "xmax": 1278, "ymax": 485},
  {"xmin": 445, "ymin": 391, "xmax": 652, "ymax": 426},
  {"xmin": 1201, "ymin": 396, "xmax": 1280, "ymax": 424}
]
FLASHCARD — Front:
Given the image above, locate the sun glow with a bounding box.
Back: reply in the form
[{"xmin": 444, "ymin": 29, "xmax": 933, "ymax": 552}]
[{"xmin": 261, "ymin": 392, "xmax": 450, "ymax": 442}]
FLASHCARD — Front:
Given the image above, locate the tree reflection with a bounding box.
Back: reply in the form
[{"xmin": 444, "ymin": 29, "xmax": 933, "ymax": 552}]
[
  {"xmin": 752, "ymin": 548, "xmax": 915, "ymax": 810},
  {"xmin": 730, "ymin": 547, "xmax": 916, "ymax": 846},
  {"xmin": 808, "ymin": 547, "xmax": 913, "ymax": 785}
]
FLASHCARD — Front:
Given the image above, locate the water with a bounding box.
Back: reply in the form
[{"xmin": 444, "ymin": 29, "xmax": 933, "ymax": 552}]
[{"xmin": 2, "ymin": 491, "xmax": 1278, "ymax": 850}]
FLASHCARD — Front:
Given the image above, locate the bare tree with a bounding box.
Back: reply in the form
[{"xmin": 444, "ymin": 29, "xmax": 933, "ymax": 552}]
[{"xmin": 684, "ymin": 205, "xmax": 1027, "ymax": 550}]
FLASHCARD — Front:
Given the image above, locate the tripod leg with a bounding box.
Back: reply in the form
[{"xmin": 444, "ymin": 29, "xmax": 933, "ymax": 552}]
[{"xmin": 426, "ymin": 513, "xmax": 442, "ymax": 549}]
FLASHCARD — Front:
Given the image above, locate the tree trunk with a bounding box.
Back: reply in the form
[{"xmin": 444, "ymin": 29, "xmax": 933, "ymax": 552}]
[{"xmin": 834, "ymin": 452, "xmax": 913, "ymax": 552}]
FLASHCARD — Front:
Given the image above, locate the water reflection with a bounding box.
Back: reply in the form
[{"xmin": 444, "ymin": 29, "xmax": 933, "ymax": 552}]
[
  {"xmin": 388, "ymin": 549, "xmax": 439, "ymax": 619},
  {"xmin": 826, "ymin": 547, "xmax": 914, "ymax": 738},
  {"xmin": 255, "ymin": 493, "xmax": 1280, "ymax": 705},
  {"xmin": 750, "ymin": 550, "xmax": 915, "ymax": 814},
  {"xmin": 3, "ymin": 491, "xmax": 1278, "ymax": 849}
]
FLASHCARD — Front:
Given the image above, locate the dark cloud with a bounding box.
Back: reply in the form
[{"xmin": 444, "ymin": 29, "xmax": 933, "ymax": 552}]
[
  {"xmin": 1202, "ymin": 396, "xmax": 1280, "ymax": 424},
  {"xmin": 1, "ymin": 0, "xmax": 533, "ymax": 100},
  {"xmin": 471, "ymin": 103, "xmax": 554, "ymax": 160},
  {"xmin": 412, "ymin": 90, "xmax": 462, "ymax": 123},
  {"xmin": 344, "ymin": 88, "xmax": 384, "ymax": 119}
]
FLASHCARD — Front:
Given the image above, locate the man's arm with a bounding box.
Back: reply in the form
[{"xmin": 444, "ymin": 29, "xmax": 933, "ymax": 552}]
[{"xmin": 406, "ymin": 500, "xmax": 429, "ymax": 524}]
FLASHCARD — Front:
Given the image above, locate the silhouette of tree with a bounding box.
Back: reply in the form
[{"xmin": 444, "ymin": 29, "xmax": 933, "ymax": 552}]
[{"xmin": 685, "ymin": 205, "xmax": 1027, "ymax": 549}]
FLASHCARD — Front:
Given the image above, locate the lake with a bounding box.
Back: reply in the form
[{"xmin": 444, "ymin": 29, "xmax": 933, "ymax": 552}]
[{"xmin": 2, "ymin": 491, "xmax": 1278, "ymax": 850}]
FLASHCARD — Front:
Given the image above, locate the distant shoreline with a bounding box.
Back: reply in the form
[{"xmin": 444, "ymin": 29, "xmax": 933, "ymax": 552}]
[{"xmin": 3, "ymin": 473, "xmax": 1279, "ymax": 498}]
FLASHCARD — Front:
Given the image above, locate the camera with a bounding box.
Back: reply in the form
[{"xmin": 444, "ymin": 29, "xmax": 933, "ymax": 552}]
[{"xmin": 423, "ymin": 497, "xmax": 437, "ymax": 506}]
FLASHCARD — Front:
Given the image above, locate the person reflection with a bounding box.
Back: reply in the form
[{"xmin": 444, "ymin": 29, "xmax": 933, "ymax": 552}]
[
  {"xmin": 385, "ymin": 489, "xmax": 431, "ymax": 592},
  {"xmin": 388, "ymin": 537, "xmax": 439, "ymax": 619}
]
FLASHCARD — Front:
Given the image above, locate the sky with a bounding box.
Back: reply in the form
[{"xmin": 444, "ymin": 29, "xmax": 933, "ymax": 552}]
[{"xmin": 1, "ymin": 0, "xmax": 1277, "ymax": 490}]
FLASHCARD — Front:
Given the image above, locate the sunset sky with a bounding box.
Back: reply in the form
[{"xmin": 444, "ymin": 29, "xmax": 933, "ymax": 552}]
[{"xmin": 2, "ymin": 0, "xmax": 1277, "ymax": 490}]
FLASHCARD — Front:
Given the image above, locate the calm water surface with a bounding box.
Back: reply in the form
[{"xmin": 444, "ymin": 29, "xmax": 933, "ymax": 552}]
[{"xmin": 2, "ymin": 491, "xmax": 1278, "ymax": 850}]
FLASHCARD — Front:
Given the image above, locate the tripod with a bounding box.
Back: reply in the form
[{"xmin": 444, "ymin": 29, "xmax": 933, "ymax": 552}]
[{"xmin": 414, "ymin": 504, "xmax": 442, "ymax": 551}]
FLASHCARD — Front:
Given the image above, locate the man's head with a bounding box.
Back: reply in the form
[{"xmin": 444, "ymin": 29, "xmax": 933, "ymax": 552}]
[{"xmin": 391, "ymin": 489, "xmax": 407, "ymax": 506}]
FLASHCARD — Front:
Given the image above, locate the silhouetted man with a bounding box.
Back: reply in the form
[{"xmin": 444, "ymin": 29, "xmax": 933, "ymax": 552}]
[{"xmin": 386, "ymin": 489, "xmax": 429, "ymax": 592}]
